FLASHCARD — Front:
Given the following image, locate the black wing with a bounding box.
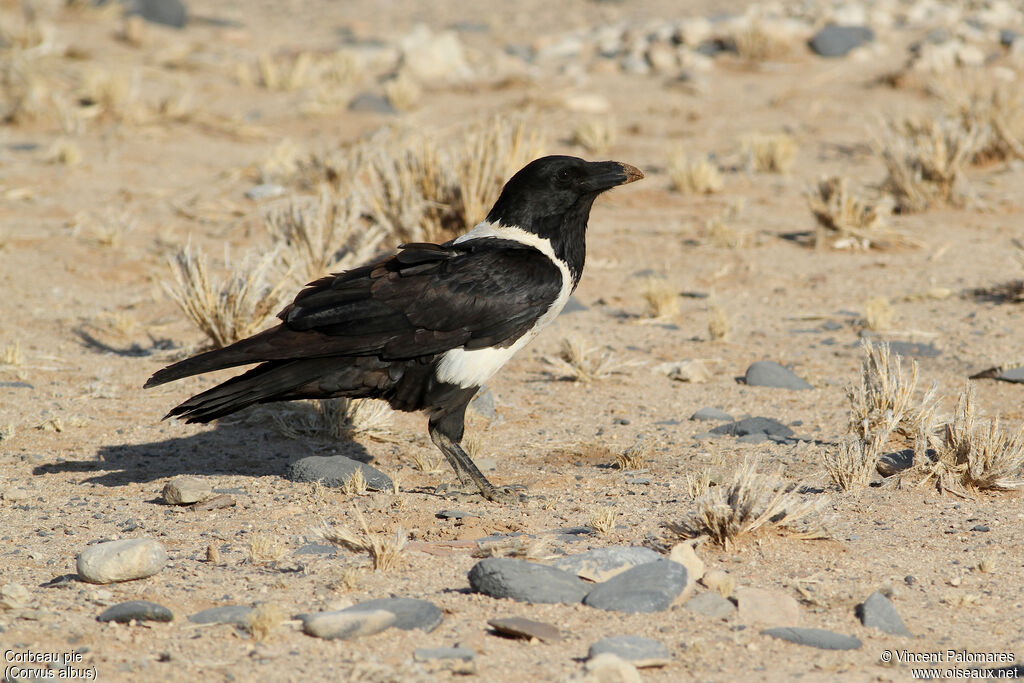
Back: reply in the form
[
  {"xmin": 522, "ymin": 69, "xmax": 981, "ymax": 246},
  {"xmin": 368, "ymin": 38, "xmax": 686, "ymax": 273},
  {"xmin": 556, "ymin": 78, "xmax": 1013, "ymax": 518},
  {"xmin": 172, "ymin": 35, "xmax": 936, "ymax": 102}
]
[{"xmin": 145, "ymin": 239, "xmax": 562, "ymax": 387}]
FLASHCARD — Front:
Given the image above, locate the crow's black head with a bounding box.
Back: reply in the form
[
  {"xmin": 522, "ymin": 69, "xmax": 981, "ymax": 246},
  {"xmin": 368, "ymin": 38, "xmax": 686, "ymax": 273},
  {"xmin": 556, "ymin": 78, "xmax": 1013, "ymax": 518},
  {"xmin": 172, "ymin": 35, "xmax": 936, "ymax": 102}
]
[
  {"xmin": 486, "ymin": 156, "xmax": 643, "ymax": 229},
  {"xmin": 485, "ymin": 155, "xmax": 643, "ymax": 285}
]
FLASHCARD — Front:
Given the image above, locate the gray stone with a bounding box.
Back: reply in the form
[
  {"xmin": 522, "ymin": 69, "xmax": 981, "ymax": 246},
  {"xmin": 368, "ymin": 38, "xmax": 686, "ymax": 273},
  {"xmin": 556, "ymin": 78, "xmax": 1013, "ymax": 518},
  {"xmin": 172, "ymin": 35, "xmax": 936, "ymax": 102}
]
[
  {"xmin": 744, "ymin": 361, "xmax": 812, "ymax": 390},
  {"xmin": 709, "ymin": 417, "xmax": 794, "ymax": 439},
  {"xmin": 414, "ymin": 647, "xmax": 475, "ymax": 661},
  {"xmin": 301, "ymin": 608, "xmax": 395, "ymax": 640},
  {"xmin": 588, "ymin": 635, "xmax": 670, "ymax": 668},
  {"xmin": 287, "ymin": 455, "xmax": 393, "ymax": 492},
  {"xmin": 684, "ymin": 591, "xmax": 736, "ymax": 619},
  {"xmin": 583, "ymin": 560, "xmax": 688, "ymax": 613},
  {"xmin": 762, "ymin": 627, "xmax": 862, "ymax": 650},
  {"xmin": 488, "ymin": 616, "xmax": 562, "ymax": 642},
  {"xmin": 877, "ymin": 449, "xmax": 914, "ymax": 477},
  {"xmin": 1000, "ymin": 29, "xmax": 1020, "ymax": 48},
  {"xmin": 188, "ymin": 605, "xmax": 253, "ymax": 626},
  {"xmin": 244, "ymin": 183, "xmax": 286, "ymax": 200},
  {"xmin": 77, "ymin": 538, "xmax": 168, "ymax": 584},
  {"xmin": 160, "ymin": 477, "xmax": 211, "ymax": 505},
  {"xmin": 294, "ymin": 543, "xmax": 336, "ymax": 556},
  {"xmin": 437, "ymin": 509, "xmax": 479, "ymax": 520},
  {"xmin": 98, "ymin": 600, "xmax": 173, "ymax": 623},
  {"xmin": 808, "ymin": 25, "xmax": 874, "ymax": 57},
  {"xmin": 0, "ymin": 381, "xmax": 32, "ymax": 389},
  {"xmin": 348, "ymin": 92, "xmax": 397, "ymax": 114},
  {"xmin": 992, "ymin": 366, "xmax": 1024, "ymax": 383},
  {"xmin": 468, "ymin": 558, "xmax": 589, "ymax": 604},
  {"xmin": 341, "ymin": 597, "xmax": 442, "ymax": 632},
  {"xmin": 885, "ymin": 341, "xmax": 941, "ymax": 358},
  {"xmin": 856, "ymin": 592, "xmax": 911, "ymax": 636},
  {"xmin": 468, "ymin": 387, "xmax": 495, "ymax": 419},
  {"xmin": 126, "ymin": 0, "xmax": 187, "ymax": 28},
  {"xmin": 690, "ymin": 407, "xmax": 733, "ymax": 422},
  {"xmin": 552, "ymin": 546, "xmax": 660, "ymax": 583}
]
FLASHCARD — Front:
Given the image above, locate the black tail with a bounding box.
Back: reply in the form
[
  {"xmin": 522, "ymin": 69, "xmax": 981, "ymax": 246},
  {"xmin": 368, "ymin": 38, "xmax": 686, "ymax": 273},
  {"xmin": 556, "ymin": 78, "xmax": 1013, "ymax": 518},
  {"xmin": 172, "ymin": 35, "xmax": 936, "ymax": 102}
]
[{"xmin": 165, "ymin": 360, "xmax": 328, "ymax": 423}]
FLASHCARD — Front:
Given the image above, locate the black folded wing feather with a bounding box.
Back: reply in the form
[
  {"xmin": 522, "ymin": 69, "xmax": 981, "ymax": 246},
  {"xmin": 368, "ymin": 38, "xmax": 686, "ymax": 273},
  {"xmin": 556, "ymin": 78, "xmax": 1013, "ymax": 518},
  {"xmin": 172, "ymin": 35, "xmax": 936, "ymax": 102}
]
[{"xmin": 145, "ymin": 238, "xmax": 563, "ymax": 388}]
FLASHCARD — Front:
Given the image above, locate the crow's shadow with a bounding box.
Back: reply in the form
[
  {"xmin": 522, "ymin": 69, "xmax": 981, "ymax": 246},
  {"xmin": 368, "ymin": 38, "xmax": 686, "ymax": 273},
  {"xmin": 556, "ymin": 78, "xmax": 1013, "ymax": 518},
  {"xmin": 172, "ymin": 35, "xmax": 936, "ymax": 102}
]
[{"xmin": 33, "ymin": 416, "xmax": 372, "ymax": 487}]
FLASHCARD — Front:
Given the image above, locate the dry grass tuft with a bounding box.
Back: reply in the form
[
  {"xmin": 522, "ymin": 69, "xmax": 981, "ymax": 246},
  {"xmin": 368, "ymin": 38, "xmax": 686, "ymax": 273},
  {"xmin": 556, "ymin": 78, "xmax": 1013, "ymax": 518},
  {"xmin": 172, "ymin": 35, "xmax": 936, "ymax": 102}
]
[
  {"xmin": 642, "ymin": 278, "xmax": 680, "ymax": 320},
  {"xmin": 46, "ymin": 138, "xmax": 83, "ymax": 166},
  {"xmin": 257, "ymin": 398, "xmax": 394, "ymax": 444},
  {"xmin": 572, "ymin": 118, "xmax": 616, "ymax": 155},
  {"xmin": 668, "ymin": 153, "xmax": 724, "ymax": 195},
  {"xmin": 929, "ymin": 69, "xmax": 1024, "ymax": 165},
  {"xmin": 822, "ymin": 437, "xmax": 879, "ymax": 492},
  {"xmin": 588, "ymin": 507, "xmax": 618, "ymax": 535},
  {"xmin": 707, "ymin": 303, "xmax": 729, "ymax": 341},
  {"xmin": 878, "ymin": 115, "xmax": 980, "ymax": 213},
  {"xmin": 545, "ymin": 334, "xmax": 622, "ymax": 382},
  {"xmin": 265, "ymin": 192, "xmax": 385, "ymax": 283},
  {"xmin": 365, "ymin": 116, "xmax": 544, "ymax": 244},
  {"xmin": 667, "ymin": 457, "xmax": 824, "ymax": 548},
  {"xmin": 315, "ymin": 507, "xmax": 407, "ymax": 571},
  {"xmin": 807, "ymin": 176, "xmax": 899, "ymax": 250},
  {"xmin": 684, "ymin": 468, "xmax": 711, "ymax": 499},
  {"xmin": 252, "ymin": 50, "xmax": 357, "ymax": 93},
  {"xmin": 164, "ymin": 244, "xmax": 286, "ymax": 348},
  {"xmin": 473, "ymin": 535, "xmax": 548, "ymax": 560},
  {"xmin": 342, "ymin": 468, "xmax": 368, "ymax": 496},
  {"xmin": 407, "ymin": 450, "xmax": 443, "ymax": 473},
  {"xmin": 920, "ymin": 385, "xmax": 1024, "ymax": 493},
  {"xmin": 741, "ymin": 132, "xmax": 797, "ymax": 173},
  {"xmin": 702, "ymin": 217, "xmax": 752, "ymax": 249},
  {"xmin": 861, "ymin": 297, "xmax": 894, "ymax": 332},
  {"xmin": 1, "ymin": 342, "xmax": 24, "ymax": 366},
  {"xmin": 733, "ymin": 20, "xmax": 794, "ymax": 61},
  {"xmin": 615, "ymin": 441, "xmax": 650, "ymax": 470},
  {"xmin": 246, "ymin": 603, "xmax": 285, "ymax": 641},
  {"xmin": 383, "ymin": 74, "xmax": 421, "ymax": 112},
  {"xmin": 247, "ymin": 532, "xmax": 286, "ymax": 565}
]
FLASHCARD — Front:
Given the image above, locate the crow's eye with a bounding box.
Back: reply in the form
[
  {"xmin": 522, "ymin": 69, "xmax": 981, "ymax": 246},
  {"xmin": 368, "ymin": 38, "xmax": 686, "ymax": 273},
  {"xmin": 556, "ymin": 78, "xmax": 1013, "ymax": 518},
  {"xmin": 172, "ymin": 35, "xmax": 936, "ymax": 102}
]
[{"xmin": 555, "ymin": 168, "xmax": 573, "ymax": 184}]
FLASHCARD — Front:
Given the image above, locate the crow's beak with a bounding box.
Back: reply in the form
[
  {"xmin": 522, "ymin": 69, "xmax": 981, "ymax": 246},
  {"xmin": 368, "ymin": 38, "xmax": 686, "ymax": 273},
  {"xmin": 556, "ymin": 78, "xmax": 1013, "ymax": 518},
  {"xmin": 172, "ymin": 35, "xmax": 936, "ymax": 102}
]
[{"xmin": 580, "ymin": 160, "xmax": 645, "ymax": 192}]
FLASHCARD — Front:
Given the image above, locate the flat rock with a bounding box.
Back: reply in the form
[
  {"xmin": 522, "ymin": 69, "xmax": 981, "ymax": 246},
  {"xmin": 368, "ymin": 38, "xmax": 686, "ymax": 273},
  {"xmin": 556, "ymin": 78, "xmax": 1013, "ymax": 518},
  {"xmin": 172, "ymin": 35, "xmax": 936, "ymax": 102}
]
[
  {"xmin": 98, "ymin": 600, "xmax": 173, "ymax": 623},
  {"xmin": 125, "ymin": 0, "xmax": 187, "ymax": 28},
  {"xmin": 300, "ymin": 608, "xmax": 395, "ymax": 640},
  {"xmin": 583, "ymin": 560, "xmax": 688, "ymax": 613},
  {"xmin": 77, "ymin": 538, "xmax": 168, "ymax": 584},
  {"xmin": 287, "ymin": 455, "xmax": 392, "ymax": 492},
  {"xmin": 0, "ymin": 583, "xmax": 31, "ymax": 610},
  {"xmin": 488, "ymin": 616, "xmax": 562, "ymax": 642},
  {"xmin": 690, "ymin": 407, "xmax": 733, "ymax": 422},
  {"xmin": 187, "ymin": 605, "xmax": 253, "ymax": 626},
  {"xmin": 161, "ymin": 477, "xmax": 211, "ymax": 505},
  {"xmin": 735, "ymin": 587, "xmax": 800, "ymax": 627},
  {"xmin": 809, "ymin": 25, "xmax": 874, "ymax": 57},
  {"xmin": 399, "ymin": 25, "xmax": 472, "ymax": 83},
  {"xmin": 552, "ymin": 546, "xmax": 661, "ymax": 582},
  {"xmin": 656, "ymin": 359, "xmax": 712, "ymax": 383},
  {"xmin": 468, "ymin": 558, "xmax": 589, "ymax": 604},
  {"xmin": 709, "ymin": 417, "xmax": 794, "ymax": 440},
  {"xmin": 856, "ymin": 592, "xmax": 911, "ymax": 636},
  {"xmin": 588, "ymin": 635, "xmax": 670, "ymax": 668},
  {"xmin": 991, "ymin": 366, "xmax": 1024, "ymax": 383},
  {"xmin": 341, "ymin": 597, "xmax": 442, "ymax": 632},
  {"xmin": 348, "ymin": 92, "xmax": 396, "ymax": 114},
  {"xmin": 885, "ymin": 341, "xmax": 941, "ymax": 358},
  {"xmin": 244, "ymin": 183, "xmax": 286, "ymax": 200},
  {"xmin": 744, "ymin": 361, "xmax": 812, "ymax": 390},
  {"xmin": 762, "ymin": 627, "xmax": 862, "ymax": 650},
  {"xmin": 684, "ymin": 591, "xmax": 736, "ymax": 619}
]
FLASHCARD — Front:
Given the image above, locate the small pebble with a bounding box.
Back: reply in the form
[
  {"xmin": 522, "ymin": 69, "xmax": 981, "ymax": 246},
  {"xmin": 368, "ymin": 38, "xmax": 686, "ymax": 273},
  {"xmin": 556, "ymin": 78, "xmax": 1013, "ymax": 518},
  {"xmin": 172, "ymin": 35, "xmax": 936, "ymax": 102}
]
[
  {"xmin": 98, "ymin": 600, "xmax": 173, "ymax": 624},
  {"xmin": 488, "ymin": 616, "xmax": 562, "ymax": 642}
]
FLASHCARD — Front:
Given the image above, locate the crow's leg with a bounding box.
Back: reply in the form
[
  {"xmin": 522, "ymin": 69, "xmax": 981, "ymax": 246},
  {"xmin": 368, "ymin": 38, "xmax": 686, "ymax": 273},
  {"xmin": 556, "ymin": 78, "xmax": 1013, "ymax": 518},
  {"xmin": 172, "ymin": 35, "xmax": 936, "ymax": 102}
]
[{"xmin": 428, "ymin": 406, "xmax": 520, "ymax": 504}]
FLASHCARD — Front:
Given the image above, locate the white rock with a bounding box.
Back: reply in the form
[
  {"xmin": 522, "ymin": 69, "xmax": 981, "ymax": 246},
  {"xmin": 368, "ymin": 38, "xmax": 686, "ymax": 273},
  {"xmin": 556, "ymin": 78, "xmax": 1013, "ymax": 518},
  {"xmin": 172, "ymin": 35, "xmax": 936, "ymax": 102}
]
[
  {"xmin": 0, "ymin": 583, "xmax": 30, "ymax": 610},
  {"xmin": 676, "ymin": 17, "xmax": 712, "ymax": 46},
  {"xmin": 581, "ymin": 653, "xmax": 642, "ymax": 683},
  {"xmin": 76, "ymin": 538, "xmax": 168, "ymax": 584},
  {"xmin": 302, "ymin": 608, "xmax": 395, "ymax": 640},
  {"xmin": 735, "ymin": 587, "xmax": 801, "ymax": 627},
  {"xmin": 399, "ymin": 25, "xmax": 471, "ymax": 83}
]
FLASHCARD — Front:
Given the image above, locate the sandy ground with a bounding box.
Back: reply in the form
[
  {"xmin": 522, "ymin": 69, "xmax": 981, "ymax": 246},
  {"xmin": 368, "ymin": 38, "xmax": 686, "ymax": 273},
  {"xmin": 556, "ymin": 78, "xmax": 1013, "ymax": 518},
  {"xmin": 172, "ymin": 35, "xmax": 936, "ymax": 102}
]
[{"xmin": 2, "ymin": 0, "xmax": 1024, "ymax": 681}]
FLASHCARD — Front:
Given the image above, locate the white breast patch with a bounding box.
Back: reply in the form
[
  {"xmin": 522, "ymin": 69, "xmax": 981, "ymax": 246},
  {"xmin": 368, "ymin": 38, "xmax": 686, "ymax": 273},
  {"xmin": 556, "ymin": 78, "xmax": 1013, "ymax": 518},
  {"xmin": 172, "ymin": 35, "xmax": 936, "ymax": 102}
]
[{"xmin": 434, "ymin": 221, "xmax": 574, "ymax": 389}]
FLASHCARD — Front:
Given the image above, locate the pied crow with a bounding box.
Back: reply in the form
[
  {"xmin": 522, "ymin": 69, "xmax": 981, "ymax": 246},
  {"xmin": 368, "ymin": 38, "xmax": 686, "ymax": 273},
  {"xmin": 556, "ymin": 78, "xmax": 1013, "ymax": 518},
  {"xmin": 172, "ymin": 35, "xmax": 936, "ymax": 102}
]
[{"xmin": 145, "ymin": 155, "xmax": 644, "ymax": 503}]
